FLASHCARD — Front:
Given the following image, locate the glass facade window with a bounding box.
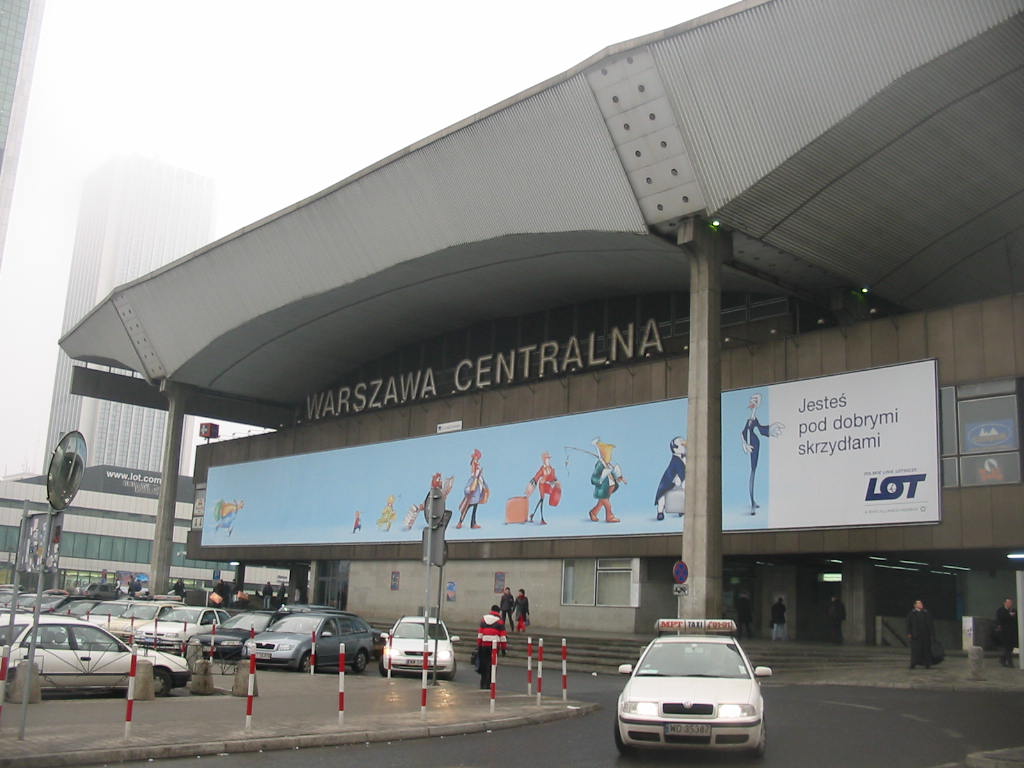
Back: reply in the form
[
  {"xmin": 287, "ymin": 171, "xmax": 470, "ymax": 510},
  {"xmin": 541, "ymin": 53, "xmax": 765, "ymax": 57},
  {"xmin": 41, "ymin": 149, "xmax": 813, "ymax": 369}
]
[
  {"xmin": 562, "ymin": 558, "xmax": 596, "ymax": 606},
  {"xmin": 562, "ymin": 558, "xmax": 638, "ymax": 607}
]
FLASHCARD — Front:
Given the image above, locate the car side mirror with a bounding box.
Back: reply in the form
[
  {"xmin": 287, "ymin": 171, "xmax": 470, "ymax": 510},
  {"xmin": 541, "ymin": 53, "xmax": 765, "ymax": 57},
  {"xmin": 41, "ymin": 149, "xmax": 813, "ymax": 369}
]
[
  {"xmin": 450, "ymin": 635, "xmax": 460, "ymax": 642},
  {"xmin": 618, "ymin": 664, "xmax": 633, "ymax": 675},
  {"xmin": 754, "ymin": 666, "xmax": 773, "ymax": 678}
]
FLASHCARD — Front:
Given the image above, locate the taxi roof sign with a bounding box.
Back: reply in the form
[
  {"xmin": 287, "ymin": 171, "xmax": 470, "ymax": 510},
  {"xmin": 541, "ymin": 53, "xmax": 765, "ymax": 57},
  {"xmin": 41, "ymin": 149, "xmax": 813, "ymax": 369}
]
[{"xmin": 656, "ymin": 618, "xmax": 736, "ymax": 634}]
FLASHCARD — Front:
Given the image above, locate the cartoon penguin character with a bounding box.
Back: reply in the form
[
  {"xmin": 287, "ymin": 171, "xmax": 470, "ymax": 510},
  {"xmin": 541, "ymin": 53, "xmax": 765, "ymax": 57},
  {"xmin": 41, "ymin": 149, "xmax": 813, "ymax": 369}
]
[{"xmin": 654, "ymin": 437, "xmax": 686, "ymax": 520}]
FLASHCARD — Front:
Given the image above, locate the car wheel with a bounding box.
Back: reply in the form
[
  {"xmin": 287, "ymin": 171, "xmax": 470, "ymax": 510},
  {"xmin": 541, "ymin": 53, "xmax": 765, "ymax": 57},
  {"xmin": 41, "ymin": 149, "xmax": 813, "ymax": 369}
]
[
  {"xmin": 613, "ymin": 718, "xmax": 633, "ymax": 756},
  {"xmin": 378, "ymin": 660, "xmax": 388, "ymax": 677},
  {"xmin": 296, "ymin": 652, "xmax": 311, "ymax": 673},
  {"xmin": 153, "ymin": 667, "xmax": 174, "ymax": 697},
  {"xmin": 751, "ymin": 718, "xmax": 767, "ymax": 758},
  {"xmin": 350, "ymin": 648, "xmax": 368, "ymax": 674}
]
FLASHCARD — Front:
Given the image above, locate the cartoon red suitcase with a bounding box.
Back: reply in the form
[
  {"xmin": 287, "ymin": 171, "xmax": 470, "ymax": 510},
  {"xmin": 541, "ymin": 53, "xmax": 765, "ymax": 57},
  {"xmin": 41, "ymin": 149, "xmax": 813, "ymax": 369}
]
[
  {"xmin": 505, "ymin": 496, "xmax": 529, "ymax": 524},
  {"xmin": 548, "ymin": 484, "xmax": 562, "ymax": 507}
]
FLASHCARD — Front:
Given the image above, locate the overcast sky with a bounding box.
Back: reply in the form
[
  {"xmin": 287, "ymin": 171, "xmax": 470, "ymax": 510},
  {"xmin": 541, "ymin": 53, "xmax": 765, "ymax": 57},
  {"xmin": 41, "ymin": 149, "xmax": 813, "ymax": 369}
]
[{"xmin": 0, "ymin": 0, "xmax": 731, "ymax": 477}]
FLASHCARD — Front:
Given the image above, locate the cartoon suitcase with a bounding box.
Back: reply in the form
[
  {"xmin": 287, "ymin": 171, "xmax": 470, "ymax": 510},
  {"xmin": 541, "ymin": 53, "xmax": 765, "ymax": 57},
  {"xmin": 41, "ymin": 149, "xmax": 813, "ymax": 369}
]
[
  {"xmin": 663, "ymin": 487, "xmax": 685, "ymax": 516},
  {"xmin": 505, "ymin": 496, "xmax": 529, "ymax": 524},
  {"xmin": 548, "ymin": 484, "xmax": 562, "ymax": 507}
]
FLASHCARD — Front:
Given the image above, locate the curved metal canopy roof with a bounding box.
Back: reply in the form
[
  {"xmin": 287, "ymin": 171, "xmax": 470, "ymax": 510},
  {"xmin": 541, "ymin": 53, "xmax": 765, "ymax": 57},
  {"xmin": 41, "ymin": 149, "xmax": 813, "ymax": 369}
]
[{"xmin": 61, "ymin": 0, "xmax": 1024, "ymax": 424}]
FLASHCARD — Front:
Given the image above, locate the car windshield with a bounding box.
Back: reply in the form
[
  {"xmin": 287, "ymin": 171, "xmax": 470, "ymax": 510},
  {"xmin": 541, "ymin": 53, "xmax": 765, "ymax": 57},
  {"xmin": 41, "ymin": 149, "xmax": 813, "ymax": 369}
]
[
  {"xmin": 224, "ymin": 613, "xmax": 274, "ymax": 631},
  {"xmin": 269, "ymin": 615, "xmax": 320, "ymax": 634},
  {"xmin": 393, "ymin": 621, "xmax": 448, "ymax": 641},
  {"xmin": 67, "ymin": 602, "xmax": 97, "ymax": 616},
  {"xmin": 161, "ymin": 608, "xmax": 204, "ymax": 623},
  {"xmin": 635, "ymin": 641, "xmax": 750, "ymax": 679},
  {"xmin": 124, "ymin": 604, "xmax": 163, "ymax": 620},
  {"xmin": 89, "ymin": 603, "xmax": 129, "ymax": 617}
]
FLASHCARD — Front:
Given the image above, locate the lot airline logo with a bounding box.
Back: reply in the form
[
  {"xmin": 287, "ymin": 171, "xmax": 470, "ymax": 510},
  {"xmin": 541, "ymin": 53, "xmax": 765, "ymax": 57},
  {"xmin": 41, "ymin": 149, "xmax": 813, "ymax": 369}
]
[{"xmin": 864, "ymin": 473, "xmax": 927, "ymax": 502}]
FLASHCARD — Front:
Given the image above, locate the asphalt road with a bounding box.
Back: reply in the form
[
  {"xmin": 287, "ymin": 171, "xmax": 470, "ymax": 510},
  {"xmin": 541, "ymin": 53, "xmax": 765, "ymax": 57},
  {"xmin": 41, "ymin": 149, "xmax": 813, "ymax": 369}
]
[{"xmin": 117, "ymin": 671, "xmax": 1024, "ymax": 768}]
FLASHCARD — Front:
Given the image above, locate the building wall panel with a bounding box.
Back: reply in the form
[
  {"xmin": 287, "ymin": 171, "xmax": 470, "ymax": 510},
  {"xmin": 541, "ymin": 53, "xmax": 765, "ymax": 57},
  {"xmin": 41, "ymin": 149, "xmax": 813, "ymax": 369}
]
[{"xmin": 980, "ymin": 296, "xmax": 1017, "ymax": 378}]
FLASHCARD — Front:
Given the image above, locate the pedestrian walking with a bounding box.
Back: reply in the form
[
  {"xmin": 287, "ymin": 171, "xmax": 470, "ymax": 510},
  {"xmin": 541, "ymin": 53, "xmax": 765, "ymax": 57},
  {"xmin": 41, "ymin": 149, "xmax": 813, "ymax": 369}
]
[
  {"xmin": 827, "ymin": 595, "xmax": 846, "ymax": 643},
  {"xmin": 262, "ymin": 581, "xmax": 274, "ymax": 609},
  {"xmin": 499, "ymin": 586, "xmax": 515, "ymax": 639},
  {"xmin": 172, "ymin": 579, "xmax": 186, "ymax": 599},
  {"xmin": 906, "ymin": 599, "xmax": 935, "ymax": 669},
  {"xmin": 770, "ymin": 597, "xmax": 786, "ymax": 641},
  {"xmin": 276, "ymin": 583, "xmax": 287, "ymax": 605},
  {"xmin": 735, "ymin": 592, "xmax": 753, "ymax": 638},
  {"xmin": 995, "ymin": 598, "xmax": 1018, "ymax": 667},
  {"xmin": 514, "ymin": 588, "xmax": 530, "ymax": 632},
  {"xmin": 476, "ymin": 604, "xmax": 508, "ymax": 689}
]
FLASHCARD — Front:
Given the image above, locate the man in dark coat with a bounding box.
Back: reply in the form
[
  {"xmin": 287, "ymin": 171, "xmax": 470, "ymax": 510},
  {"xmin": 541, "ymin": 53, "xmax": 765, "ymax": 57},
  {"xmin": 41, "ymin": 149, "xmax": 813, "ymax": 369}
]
[
  {"xmin": 995, "ymin": 598, "xmax": 1018, "ymax": 667},
  {"xmin": 735, "ymin": 592, "xmax": 753, "ymax": 638},
  {"xmin": 906, "ymin": 599, "xmax": 935, "ymax": 669},
  {"xmin": 770, "ymin": 597, "xmax": 786, "ymax": 641},
  {"xmin": 476, "ymin": 604, "xmax": 508, "ymax": 690}
]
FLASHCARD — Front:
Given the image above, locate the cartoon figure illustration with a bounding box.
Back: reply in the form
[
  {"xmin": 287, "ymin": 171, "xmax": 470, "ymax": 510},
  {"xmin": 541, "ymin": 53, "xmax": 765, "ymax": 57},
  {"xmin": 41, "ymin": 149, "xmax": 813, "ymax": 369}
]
[
  {"xmin": 352, "ymin": 510, "xmax": 362, "ymax": 533},
  {"xmin": 213, "ymin": 499, "xmax": 244, "ymax": 536},
  {"xmin": 457, "ymin": 449, "xmax": 488, "ymax": 529},
  {"xmin": 377, "ymin": 495, "xmax": 398, "ymax": 531},
  {"xmin": 526, "ymin": 451, "xmax": 561, "ymax": 525},
  {"xmin": 404, "ymin": 473, "xmax": 455, "ymax": 530},
  {"xmin": 741, "ymin": 393, "xmax": 784, "ymax": 514},
  {"xmin": 655, "ymin": 437, "xmax": 686, "ymax": 520},
  {"xmin": 588, "ymin": 438, "xmax": 625, "ymax": 523}
]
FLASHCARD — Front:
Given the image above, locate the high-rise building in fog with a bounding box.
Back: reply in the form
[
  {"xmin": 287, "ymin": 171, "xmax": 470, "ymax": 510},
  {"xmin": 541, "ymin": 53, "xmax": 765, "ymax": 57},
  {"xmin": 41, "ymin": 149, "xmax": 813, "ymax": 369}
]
[
  {"xmin": 46, "ymin": 156, "xmax": 216, "ymax": 473},
  {"xmin": 0, "ymin": 0, "xmax": 44, "ymax": 272}
]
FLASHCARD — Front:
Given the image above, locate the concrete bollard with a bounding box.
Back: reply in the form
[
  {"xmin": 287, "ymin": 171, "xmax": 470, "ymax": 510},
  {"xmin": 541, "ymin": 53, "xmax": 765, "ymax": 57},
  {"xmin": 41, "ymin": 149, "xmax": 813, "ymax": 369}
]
[
  {"xmin": 134, "ymin": 659, "xmax": 155, "ymax": 700},
  {"xmin": 967, "ymin": 645, "xmax": 985, "ymax": 680},
  {"xmin": 189, "ymin": 659, "xmax": 216, "ymax": 695},
  {"xmin": 7, "ymin": 661, "xmax": 42, "ymax": 703},
  {"xmin": 232, "ymin": 661, "xmax": 258, "ymax": 697}
]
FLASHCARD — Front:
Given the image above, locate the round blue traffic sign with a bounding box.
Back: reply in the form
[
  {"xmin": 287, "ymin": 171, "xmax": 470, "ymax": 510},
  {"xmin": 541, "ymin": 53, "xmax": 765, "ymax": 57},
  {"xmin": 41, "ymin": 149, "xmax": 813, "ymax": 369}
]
[{"xmin": 673, "ymin": 560, "xmax": 689, "ymax": 584}]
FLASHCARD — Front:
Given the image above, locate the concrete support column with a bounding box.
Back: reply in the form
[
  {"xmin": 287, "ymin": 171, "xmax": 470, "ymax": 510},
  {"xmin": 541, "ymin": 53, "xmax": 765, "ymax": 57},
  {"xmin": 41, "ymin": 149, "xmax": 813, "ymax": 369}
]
[
  {"xmin": 152, "ymin": 381, "xmax": 186, "ymax": 596},
  {"xmin": 843, "ymin": 559, "xmax": 875, "ymax": 645},
  {"xmin": 679, "ymin": 219, "xmax": 727, "ymax": 620}
]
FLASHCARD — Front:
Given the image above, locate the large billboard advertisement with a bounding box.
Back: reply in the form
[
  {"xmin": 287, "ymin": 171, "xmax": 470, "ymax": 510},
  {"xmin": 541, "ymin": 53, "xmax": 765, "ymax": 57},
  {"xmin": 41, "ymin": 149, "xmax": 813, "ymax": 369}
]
[{"xmin": 202, "ymin": 360, "xmax": 939, "ymax": 547}]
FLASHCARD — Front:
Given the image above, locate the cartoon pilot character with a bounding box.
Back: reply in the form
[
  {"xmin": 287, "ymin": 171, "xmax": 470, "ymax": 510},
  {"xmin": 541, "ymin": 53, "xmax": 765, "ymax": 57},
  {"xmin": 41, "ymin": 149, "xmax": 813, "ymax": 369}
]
[
  {"xmin": 741, "ymin": 393, "xmax": 784, "ymax": 515},
  {"xmin": 457, "ymin": 449, "xmax": 488, "ymax": 529},
  {"xmin": 213, "ymin": 499, "xmax": 244, "ymax": 536},
  {"xmin": 655, "ymin": 437, "xmax": 686, "ymax": 520},
  {"xmin": 526, "ymin": 451, "xmax": 561, "ymax": 525},
  {"xmin": 589, "ymin": 438, "xmax": 624, "ymax": 523},
  {"xmin": 352, "ymin": 510, "xmax": 362, "ymax": 533},
  {"xmin": 377, "ymin": 495, "xmax": 398, "ymax": 531}
]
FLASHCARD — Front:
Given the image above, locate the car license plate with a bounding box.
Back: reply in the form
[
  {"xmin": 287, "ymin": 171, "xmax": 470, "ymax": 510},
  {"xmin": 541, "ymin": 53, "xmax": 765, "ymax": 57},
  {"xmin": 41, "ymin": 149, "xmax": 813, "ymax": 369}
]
[
  {"xmin": 255, "ymin": 651, "xmax": 272, "ymax": 660},
  {"xmin": 665, "ymin": 723, "xmax": 711, "ymax": 737}
]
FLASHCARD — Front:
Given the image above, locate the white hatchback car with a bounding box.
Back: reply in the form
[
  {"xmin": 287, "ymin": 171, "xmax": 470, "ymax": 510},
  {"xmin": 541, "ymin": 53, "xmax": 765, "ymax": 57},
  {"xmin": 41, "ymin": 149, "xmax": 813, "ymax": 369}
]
[
  {"xmin": 615, "ymin": 619, "xmax": 771, "ymax": 757},
  {"xmin": 1, "ymin": 613, "xmax": 191, "ymax": 696},
  {"xmin": 379, "ymin": 616, "xmax": 459, "ymax": 680}
]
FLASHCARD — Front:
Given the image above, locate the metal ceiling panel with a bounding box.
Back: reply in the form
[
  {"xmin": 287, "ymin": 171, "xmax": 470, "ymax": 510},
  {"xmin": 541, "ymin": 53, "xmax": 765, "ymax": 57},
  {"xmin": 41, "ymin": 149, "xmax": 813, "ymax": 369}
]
[{"xmin": 649, "ymin": 0, "xmax": 1024, "ymax": 212}]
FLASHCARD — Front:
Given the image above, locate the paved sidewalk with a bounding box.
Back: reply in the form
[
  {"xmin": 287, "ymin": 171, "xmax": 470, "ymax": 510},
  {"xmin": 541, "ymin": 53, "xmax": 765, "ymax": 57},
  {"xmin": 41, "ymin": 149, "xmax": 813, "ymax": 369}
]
[{"xmin": 0, "ymin": 669, "xmax": 595, "ymax": 768}]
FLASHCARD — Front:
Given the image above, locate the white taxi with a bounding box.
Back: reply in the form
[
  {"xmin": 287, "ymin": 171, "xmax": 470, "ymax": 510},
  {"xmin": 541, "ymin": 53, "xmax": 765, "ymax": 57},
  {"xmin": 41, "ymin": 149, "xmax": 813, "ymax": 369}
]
[{"xmin": 615, "ymin": 619, "xmax": 770, "ymax": 757}]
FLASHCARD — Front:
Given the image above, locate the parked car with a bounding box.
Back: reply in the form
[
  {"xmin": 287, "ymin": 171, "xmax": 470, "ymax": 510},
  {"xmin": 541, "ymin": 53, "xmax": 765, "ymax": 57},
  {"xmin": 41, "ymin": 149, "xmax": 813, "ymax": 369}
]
[
  {"xmin": 187, "ymin": 611, "xmax": 280, "ymax": 661},
  {"xmin": 243, "ymin": 611, "xmax": 376, "ymax": 673},
  {"xmin": 614, "ymin": 619, "xmax": 771, "ymax": 757},
  {"xmin": 59, "ymin": 599, "xmax": 102, "ymax": 617},
  {"xmin": 133, "ymin": 606, "xmax": 230, "ymax": 651},
  {"xmin": 82, "ymin": 600, "xmax": 131, "ymax": 629},
  {"xmin": 104, "ymin": 600, "xmax": 183, "ymax": 641},
  {"xmin": 0, "ymin": 614, "xmax": 190, "ymax": 696},
  {"xmin": 81, "ymin": 582, "xmax": 121, "ymax": 600},
  {"xmin": 379, "ymin": 616, "xmax": 460, "ymax": 680}
]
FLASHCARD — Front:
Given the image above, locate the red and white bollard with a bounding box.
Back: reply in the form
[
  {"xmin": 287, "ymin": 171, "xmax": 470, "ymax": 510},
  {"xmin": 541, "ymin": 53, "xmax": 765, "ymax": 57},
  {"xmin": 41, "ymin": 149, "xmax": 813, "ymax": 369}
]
[
  {"xmin": 0, "ymin": 644, "xmax": 10, "ymax": 727},
  {"xmin": 180, "ymin": 623, "xmax": 188, "ymax": 656},
  {"xmin": 536, "ymin": 638, "xmax": 544, "ymax": 705},
  {"xmin": 420, "ymin": 648, "xmax": 431, "ymax": 720},
  {"xmin": 310, "ymin": 631, "xmax": 317, "ymax": 675},
  {"xmin": 386, "ymin": 633, "xmax": 393, "ymax": 678},
  {"xmin": 244, "ymin": 648, "xmax": 257, "ymax": 729},
  {"xmin": 124, "ymin": 645, "xmax": 138, "ymax": 739},
  {"xmin": 489, "ymin": 638, "xmax": 498, "ymax": 714},
  {"xmin": 526, "ymin": 637, "xmax": 533, "ymax": 696},
  {"xmin": 209, "ymin": 623, "xmax": 217, "ymax": 661},
  {"xmin": 561, "ymin": 638, "xmax": 568, "ymax": 702},
  {"xmin": 338, "ymin": 644, "xmax": 346, "ymax": 726}
]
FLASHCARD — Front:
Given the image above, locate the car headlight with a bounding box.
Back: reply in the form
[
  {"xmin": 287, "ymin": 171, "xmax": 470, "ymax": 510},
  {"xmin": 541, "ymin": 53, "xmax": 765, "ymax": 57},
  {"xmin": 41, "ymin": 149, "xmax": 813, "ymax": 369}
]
[
  {"xmin": 220, "ymin": 639, "xmax": 242, "ymax": 647},
  {"xmin": 717, "ymin": 703, "xmax": 756, "ymax": 718},
  {"xmin": 165, "ymin": 632, "xmax": 182, "ymax": 640},
  {"xmin": 276, "ymin": 641, "xmax": 296, "ymax": 651},
  {"xmin": 621, "ymin": 701, "xmax": 659, "ymax": 716},
  {"xmin": 436, "ymin": 649, "xmax": 453, "ymax": 663}
]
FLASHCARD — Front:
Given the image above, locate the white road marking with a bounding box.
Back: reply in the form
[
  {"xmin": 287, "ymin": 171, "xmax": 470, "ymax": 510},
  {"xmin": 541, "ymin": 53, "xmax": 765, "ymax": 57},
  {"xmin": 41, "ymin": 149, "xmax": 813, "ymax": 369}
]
[{"xmin": 821, "ymin": 700, "xmax": 884, "ymax": 711}]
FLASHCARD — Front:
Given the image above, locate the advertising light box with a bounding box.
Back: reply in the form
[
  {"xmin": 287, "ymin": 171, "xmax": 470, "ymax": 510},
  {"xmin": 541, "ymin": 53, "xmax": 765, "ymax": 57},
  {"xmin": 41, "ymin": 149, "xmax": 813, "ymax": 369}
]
[{"xmin": 202, "ymin": 360, "xmax": 940, "ymax": 547}]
